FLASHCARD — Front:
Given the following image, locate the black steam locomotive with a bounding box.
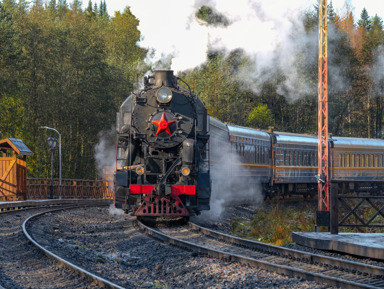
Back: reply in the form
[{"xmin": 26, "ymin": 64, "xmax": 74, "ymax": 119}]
[{"xmin": 115, "ymin": 70, "xmax": 210, "ymax": 217}]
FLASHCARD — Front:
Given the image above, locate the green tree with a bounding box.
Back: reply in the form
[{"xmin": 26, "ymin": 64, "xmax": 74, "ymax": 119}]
[
  {"xmin": 105, "ymin": 7, "xmax": 148, "ymax": 108},
  {"xmin": 246, "ymin": 104, "xmax": 274, "ymax": 129},
  {"xmin": 328, "ymin": 1, "xmax": 336, "ymax": 23},
  {"xmin": 358, "ymin": 8, "xmax": 372, "ymax": 31},
  {"xmin": 195, "ymin": 5, "xmax": 229, "ymax": 27}
]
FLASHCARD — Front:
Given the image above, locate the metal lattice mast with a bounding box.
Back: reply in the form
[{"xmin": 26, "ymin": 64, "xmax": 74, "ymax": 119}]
[{"xmin": 318, "ymin": 0, "xmax": 329, "ymax": 212}]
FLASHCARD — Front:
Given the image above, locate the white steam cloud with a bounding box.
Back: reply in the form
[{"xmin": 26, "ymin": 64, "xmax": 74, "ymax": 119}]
[
  {"xmin": 108, "ymin": 203, "xmax": 125, "ymax": 216},
  {"xmin": 200, "ymin": 137, "xmax": 263, "ymax": 220},
  {"xmin": 94, "ymin": 127, "xmax": 116, "ymax": 186},
  {"xmin": 373, "ymin": 45, "xmax": 384, "ymax": 92},
  {"xmin": 127, "ymin": 0, "xmax": 321, "ymax": 100}
]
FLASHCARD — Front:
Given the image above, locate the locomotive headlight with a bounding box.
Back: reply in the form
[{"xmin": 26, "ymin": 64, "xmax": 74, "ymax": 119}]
[
  {"xmin": 181, "ymin": 167, "xmax": 191, "ymax": 176},
  {"xmin": 156, "ymin": 87, "xmax": 173, "ymax": 103},
  {"xmin": 136, "ymin": 166, "xmax": 145, "ymax": 175}
]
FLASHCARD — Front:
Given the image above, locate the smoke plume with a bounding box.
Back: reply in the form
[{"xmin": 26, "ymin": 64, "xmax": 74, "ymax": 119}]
[
  {"xmin": 127, "ymin": 0, "xmax": 326, "ymax": 100},
  {"xmin": 373, "ymin": 46, "xmax": 384, "ymax": 92},
  {"xmin": 94, "ymin": 127, "xmax": 116, "ymax": 183},
  {"xmin": 200, "ymin": 135, "xmax": 263, "ymax": 220}
]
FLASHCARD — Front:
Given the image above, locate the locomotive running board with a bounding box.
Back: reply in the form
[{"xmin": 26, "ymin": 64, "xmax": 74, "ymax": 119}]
[{"xmin": 135, "ymin": 195, "xmax": 189, "ymax": 217}]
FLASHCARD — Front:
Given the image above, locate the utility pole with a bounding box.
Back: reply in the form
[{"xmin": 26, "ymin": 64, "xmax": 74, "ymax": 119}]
[{"xmin": 317, "ymin": 0, "xmax": 329, "ymax": 227}]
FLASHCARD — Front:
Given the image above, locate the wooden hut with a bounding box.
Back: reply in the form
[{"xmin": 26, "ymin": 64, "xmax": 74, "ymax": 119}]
[{"xmin": 0, "ymin": 138, "xmax": 32, "ymax": 201}]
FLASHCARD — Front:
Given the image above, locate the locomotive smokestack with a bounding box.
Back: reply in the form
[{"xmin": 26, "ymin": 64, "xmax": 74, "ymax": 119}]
[{"xmin": 154, "ymin": 70, "xmax": 176, "ymax": 88}]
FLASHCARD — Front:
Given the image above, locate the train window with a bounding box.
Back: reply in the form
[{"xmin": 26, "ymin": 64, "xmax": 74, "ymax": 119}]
[
  {"xmin": 355, "ymin": 154, "xmax": 359, "ymax": 167},
  {"xmin": 345, "ymin": 154, "xmax": 349, "ymax": 167},
  {"xmin": 261, "ymin": 147, "xmax": 265, "ymax": 164},
  {"xmin": 284, "ymin": 151, "xmax": 287, "ymax": 165},
  {"xmin": 379, "ymin": 155, "xmax": 383, "ymax": 167},
  {"xmin": 340, "ymin": 154, "xmax": 344, "ymax": 167},
  {"xmin": 260, "ymin": 147, "xmax": 263, "ymax": 164},
  {"xmin": 369, "ymin": 154, "xmax": 373, "ymax": 167},
  {"xmin": 261, "ymin": 147, "xmax": 264, "ymax": 163},
  {"xmin": 360, "ymin": 154, "xmax": 364, "ymax": 167},
  {"xmin": 298, "ymin": 152, "xmax": 302, "ymax": 166},
  {"xmin": 264, "ymin": 148, "xmax": 268, "ymax": 164},
  {"xmin": 350, "ymin": 154, "xmax": 353, "ymax": 167},
  {"xmin": 374, "ymin": 155, "xmax": 378, "ymax": 167},
  {"xmin": 297, "ymin": 152, "xmax": 300, "ymax": 166},
  {"xmin": 256, "ymin": 146, "xmax": 259, "ymax": 163}
]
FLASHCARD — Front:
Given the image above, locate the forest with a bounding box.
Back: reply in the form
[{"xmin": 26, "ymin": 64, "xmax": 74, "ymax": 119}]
[{"xmin": 0, "ymin": 0, "xmax": 383, "ymax": 179}]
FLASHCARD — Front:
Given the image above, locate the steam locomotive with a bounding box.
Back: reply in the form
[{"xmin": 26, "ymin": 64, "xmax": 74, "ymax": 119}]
[
  {"xmin": 115, "ymin": 70, "xmax": 210, "ymax": 217},
  {"xmin": 115, "ymin": 70, "xmax": 384, "ymax": 218}
]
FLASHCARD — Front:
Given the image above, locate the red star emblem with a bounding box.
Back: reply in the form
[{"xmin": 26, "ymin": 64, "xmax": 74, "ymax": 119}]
[{"xmin": 151, "ymin": 112, "xmax": 176, "ymax": 136}]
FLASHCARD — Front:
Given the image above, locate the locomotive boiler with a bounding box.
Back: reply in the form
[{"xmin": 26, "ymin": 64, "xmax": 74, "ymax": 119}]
[{"xmin": 115, "ymin": 70, "xmax": 210, "ymax": 217}]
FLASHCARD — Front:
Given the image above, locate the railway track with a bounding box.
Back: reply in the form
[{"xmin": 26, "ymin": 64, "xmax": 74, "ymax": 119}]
[
  {"xmin": 0, "ymin": 199, "xmax": 123, "ymax": 289},
  {"xmin": 137, "ymin": 220, "xmax": 384, "ymax": 289}
]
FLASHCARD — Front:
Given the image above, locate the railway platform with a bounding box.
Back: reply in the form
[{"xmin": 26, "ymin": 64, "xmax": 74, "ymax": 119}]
[{"xmin": 292, "ymin": 232, "xmax": 384, "ymax": 260}]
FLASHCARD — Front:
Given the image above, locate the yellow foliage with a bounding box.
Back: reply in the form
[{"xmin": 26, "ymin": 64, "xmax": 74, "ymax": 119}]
[{"xmin": 275, "ymin": 239, "xmax": 283, "ymax": 246}]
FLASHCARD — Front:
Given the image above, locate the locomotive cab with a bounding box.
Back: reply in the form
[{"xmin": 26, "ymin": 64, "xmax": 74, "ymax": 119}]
[{"xmin": 115, "ymin": 70, "xmax": 210, "ymax": 217}]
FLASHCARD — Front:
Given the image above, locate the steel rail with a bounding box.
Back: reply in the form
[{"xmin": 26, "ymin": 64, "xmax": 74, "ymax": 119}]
[
  {"xmin": 22, "ymin": 201, "xmax": 126, "ymax": 289},
  {"xmin": 137, "ymin": 220, "xmax": 384, "ymax": 289},
  {"xmin": 189, "ymin": 222, "xmax": 384, "ymax": 277}
]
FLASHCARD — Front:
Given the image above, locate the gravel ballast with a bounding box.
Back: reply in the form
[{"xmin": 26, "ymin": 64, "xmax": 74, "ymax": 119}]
[{"xmin": 27, "ymin": 205, "xmax": 333, "ymax": 288}]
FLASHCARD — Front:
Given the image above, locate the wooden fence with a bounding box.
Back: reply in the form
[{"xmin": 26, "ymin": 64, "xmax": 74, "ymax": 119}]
[{"xmin": 26, "ymin": 178, "xmax": 113, "ymax": 200}]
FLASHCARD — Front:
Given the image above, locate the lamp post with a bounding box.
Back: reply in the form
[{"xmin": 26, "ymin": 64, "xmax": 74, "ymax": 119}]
[
  {"xmin": 40, "ymin": 126, "xmax": 62, "ymax": 188},
  {"xmin": 47, "ymin": 137, "xmax": 57, "ymax": 199}
]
